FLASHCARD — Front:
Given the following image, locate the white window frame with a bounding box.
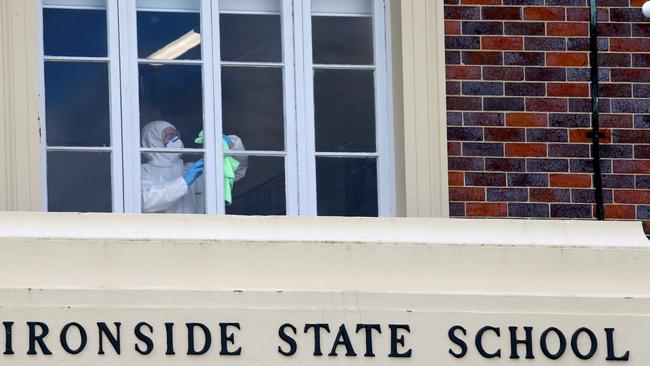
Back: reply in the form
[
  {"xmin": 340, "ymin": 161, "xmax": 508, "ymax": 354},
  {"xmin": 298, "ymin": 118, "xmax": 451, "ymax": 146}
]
[{"xmin": 37, "ymin": 0, "xmax": 395, "ymax": 216}]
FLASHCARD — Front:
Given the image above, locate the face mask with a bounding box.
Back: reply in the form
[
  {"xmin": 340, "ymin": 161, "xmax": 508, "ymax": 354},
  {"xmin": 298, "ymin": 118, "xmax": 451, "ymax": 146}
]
[{"xmin": 165, "ymin": 136, "xmax": 184, "ymax": 149}]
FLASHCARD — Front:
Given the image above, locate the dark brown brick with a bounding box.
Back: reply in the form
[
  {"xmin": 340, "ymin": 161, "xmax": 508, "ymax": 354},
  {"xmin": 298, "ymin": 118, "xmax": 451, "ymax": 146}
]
[
  {"xmin": 465, "ymin": 172, "xmax": 507, "ymax": 186},
  {"xmin": 463, "ymin": 112, "xmax": 504, "ymax": 126},
  {"xmin": 507, "ymin": 173, "xmax": 550, "ymax": 187},
  {"xmin": 527, "ymin": 159, "xmax": 570, "ymax": 172},
  {"xmin": 508, "ymin": 203, "xmax": 550, "ymax": 218},
  {"xmin": 530, "ymin": 188, "xmax": 571, "ymax": 202},
  {"xmin": 485, "ymin": 158, "xmax": 526, "ymax": 172},
  {"xmin": 551, "ymin": 204, "xmax": 593, "ymax": 218},
  {"xmin": 463, "ymin": 142, "xmax": 504, "ymax": 156}
]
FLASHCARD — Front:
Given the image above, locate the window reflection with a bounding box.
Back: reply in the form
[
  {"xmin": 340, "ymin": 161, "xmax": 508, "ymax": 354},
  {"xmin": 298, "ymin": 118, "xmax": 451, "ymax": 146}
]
[
  {"xmin": 43, "ymin": 7, "xmax": 108, "ymax": 57},
  {"xmin": 137, "ymin": 11, "xmax": 201, "ymax": 60},
  {"xmin": 226, "ymin": 156, "xmax": 286, "ymax": 215},
  {"xmin": 314, "ymin": 69, "xmax": 376, "ymax": 153},
  {"xmin": 316, "ymin": 158, "xmax": 377, "ymax": 217},
  {"xmin": 221, "ymin": 67, "xmax": 285, "ymax": 151},
  {"xmin": 312, "ymin": 16, "xmax": 373, "ymax": 65},
  {"xmin": 139, "ymin": 64, "xmax": 204, "ymax": 149},
  {"xmin": 45, "ymin": 62, "xmax": 111, "ymax": 147},
  {"xmin": 220, "ymin": 14, "xmax": 282, "ymax": 63},
  {"xmin": 47, "ymin": 151, "xmax": 112, "ymax": 212}
]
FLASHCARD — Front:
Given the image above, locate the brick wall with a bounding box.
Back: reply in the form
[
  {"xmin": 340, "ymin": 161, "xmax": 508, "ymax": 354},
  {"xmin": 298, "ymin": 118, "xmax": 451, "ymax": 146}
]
[{"xmin": 444, "ymin": 0, "xmax": 650, "ymax": 235}]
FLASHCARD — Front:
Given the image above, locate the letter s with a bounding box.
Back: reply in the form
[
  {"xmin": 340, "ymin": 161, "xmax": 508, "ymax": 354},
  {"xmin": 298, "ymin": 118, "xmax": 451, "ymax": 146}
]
[
  {"xmin": 448, "ymin": 325, "xmax": 467, "ymax": 358},
  {"xmin": 278, "ymin": 323, "xmax": 297, "ymax": 356}
]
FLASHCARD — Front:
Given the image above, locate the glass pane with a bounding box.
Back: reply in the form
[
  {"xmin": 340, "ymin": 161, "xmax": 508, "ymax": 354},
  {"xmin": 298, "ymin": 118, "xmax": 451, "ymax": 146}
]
[
  {"xmin": 43, "ymin": 5, "xmax": 108, "ymax": 57},
  {"xmin": 221, "ymin": 67, "xmax": 284, "ymax": 151},
  {"xmin": 312, "ymin": 0, "xmax": 371, "ymax": 15},
  {"xmin": 137, "ymin": 6, "xmax": 201, "ymax": 60},
  {"xmin": 312, "ymin": 16, "xmax": 373, "ymax": 65},
  {"xmin": 220, "ymin": 0, "xmax": 280, "ymax": 13},
  {"xmin": 47, "ymin": 151, "xmax": 111, "ymax": 212},
  {"xmin": 316, "ymin": 157, "xmax": 377, "ymax": 217},
  {"xmin": 45, "ymin": 62, "xmax": 110, "ymax": 147},
  {"xmin": 315, "ymin": 69, "xmax": 375, "ymax": 152},
  {"xmin": 220, "ymin": 14, "xmax": 282, "ymax": 63},
  {"xmin": 139, "ymin": 64, "xmax": 204, "ymax": 149},
  {"xmin": 226, "ymin": 156, "xmax": 285, "ymax": 216},
  {"xmin": 137, "ymin": 0, "xmax": 200, "ymax": 12},
  {"xmin": 140, "ymin": 152, "xmax": 205, "ymax": 214}
]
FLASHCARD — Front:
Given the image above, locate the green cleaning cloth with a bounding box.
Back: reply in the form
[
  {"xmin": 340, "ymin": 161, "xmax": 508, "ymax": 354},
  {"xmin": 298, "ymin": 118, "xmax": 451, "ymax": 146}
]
[
  {"xmin": 223, "ymin": 139, "xmax": 240, "ymax": 206},
  {"xmin": 194, "ymin": 130, "xmax": 240, "ymax": 205}
]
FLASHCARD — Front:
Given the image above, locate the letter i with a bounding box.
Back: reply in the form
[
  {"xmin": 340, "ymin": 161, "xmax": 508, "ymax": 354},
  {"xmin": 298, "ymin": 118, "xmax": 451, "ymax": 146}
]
[{"xmin": 3, "ymin": 322, "xmax": 13, "ymax": 355}]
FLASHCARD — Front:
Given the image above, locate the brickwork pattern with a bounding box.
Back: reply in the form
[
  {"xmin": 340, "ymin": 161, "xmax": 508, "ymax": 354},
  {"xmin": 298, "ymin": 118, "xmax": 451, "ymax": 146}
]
[{"xmin": 444, "ymin": 0, "xmax": 650, "ymax": 234}]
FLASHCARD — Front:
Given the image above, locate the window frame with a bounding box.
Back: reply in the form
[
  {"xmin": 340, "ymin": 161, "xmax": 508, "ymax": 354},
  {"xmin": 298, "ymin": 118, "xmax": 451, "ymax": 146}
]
[{"xmin": 37, "ymin": 0, "xmax": 396, "ymax": 216}]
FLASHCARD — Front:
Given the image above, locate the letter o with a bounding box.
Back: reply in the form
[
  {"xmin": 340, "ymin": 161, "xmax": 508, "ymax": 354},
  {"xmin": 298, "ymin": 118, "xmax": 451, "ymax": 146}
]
[
  {"xmin": 60, "ymin": 322, "xmax": 88, "ymax": 355},
  {"xmin": 571, "ymin": 328, "xmax": 597, "ymax": 360},
  {"xmin": 540, "ymin": 327, "xmax": 566, "ymax": 360}
]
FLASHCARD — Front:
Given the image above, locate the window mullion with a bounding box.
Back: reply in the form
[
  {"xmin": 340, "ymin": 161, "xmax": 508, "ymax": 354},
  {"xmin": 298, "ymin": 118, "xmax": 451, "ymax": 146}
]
[
  {"xmin": 107, "ymin": 0, "xmax": 124, "ymax": 212},
  {"xmin": 210, "ymin": 0, "xmax": 226, "ymax": 214},
  {"xmin": 374, "ymin": 0, "xmax": 395, "ymax": 217},
  {"xmin": 200, "ymin": 0, "xmax": 218, "ymax": 215},
  {"xmin": 117, "ymin": 0, "xmax": 141, "ymax": 213},
  {"xmin": 36, "ymin": 0, "xmax": 48, "ymax": 211},
  {"xmin": 293, "ymin": 0, "xmax": 317, "ymax": 216},
  {"xmin": 282, "ymin": 0, "xmax": 299, "ymax": 216}
]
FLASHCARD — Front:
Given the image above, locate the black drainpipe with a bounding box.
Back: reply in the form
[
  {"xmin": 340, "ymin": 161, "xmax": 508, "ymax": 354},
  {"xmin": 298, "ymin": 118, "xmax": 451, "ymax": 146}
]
[{"xmin": 588, "ymin": 0, "xmax": 605, "ymax": 220}]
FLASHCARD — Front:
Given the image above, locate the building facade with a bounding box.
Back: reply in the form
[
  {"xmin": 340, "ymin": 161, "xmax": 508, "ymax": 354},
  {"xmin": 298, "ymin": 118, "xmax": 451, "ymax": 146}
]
[
  {"xmin": 2, "ymin": 1, "xmax": 650, "ymax": 365},
  {"xmin": 444, "ymin": 0, "xmax": 650, "ymax": 235}
]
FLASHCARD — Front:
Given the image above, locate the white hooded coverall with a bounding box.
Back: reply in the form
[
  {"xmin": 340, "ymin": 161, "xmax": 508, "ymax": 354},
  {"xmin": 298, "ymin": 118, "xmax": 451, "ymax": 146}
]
[{"xmin": 140, "ymin": 121, "xmax": 247, "ymax": 213}]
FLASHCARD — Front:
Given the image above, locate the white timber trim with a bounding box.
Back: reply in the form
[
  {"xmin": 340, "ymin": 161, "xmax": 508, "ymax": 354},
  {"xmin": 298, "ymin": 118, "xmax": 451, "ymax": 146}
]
[{"xmin": 400, "ymin": 0, "xmax": 449, "ymax": 218}]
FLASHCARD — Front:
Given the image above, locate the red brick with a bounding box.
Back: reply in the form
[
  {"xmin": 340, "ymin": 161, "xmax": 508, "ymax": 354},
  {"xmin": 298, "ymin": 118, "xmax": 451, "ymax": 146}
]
[
  {"xmin": 505, "ymin": 143, "xmax": 547, "ymax": 157},
  {"xmin": 610, "ymin": 38, "xmax": 650, "ymax": 52},
  {"xmin": 482, "ymin": 36, "xmax": 523, "ymax": 50},
  {"xmin": 462, "ymin": 51, "xmax": 503, "ymax": 65},
  {"xmin": 569, "ymin": 129, "xmax": 612, "ymax": 143},
  {"xmin": 530, "ymin": 188, "xmax": 571, "ymax": 203},
  {"xmin": 611, "ymin": 69, "xmax": 650, "ymax": 82},
  {"xmin": 448, "ymin": 141, "xmax": 462, "ymax": 156},
  {"xmin": 546, "ymin": 52, "xmax": 589, "ymax": 67},
  {"xmin": 445, "ymin": 21, "xmax": 461, "ymax": 35},
  {"xmin": 604, "ymin": 205, "xmax": 636, "ymax": 219},
  {"xmin": 483, "ymin": 66, "xmax": 524, "ymax": 81},
  {"xmin": 526, "ymin": 98, "xmax": 568, "ymax": 112},
  {"xmin": 449, "ymin": 187, "xmax": 486, "ymax": 202},
  {"xmin": 449, "ymin": 172, "xmax": 465, "ymax": 186},
  {"xmin": 524, "ymin": 7, "xmax": 566, "ymax": 21},
  {"xmin": 506, "ymin": 113, "xmax": 547, "ymax": 127},
  {"xmin": 615, "ymin": 190, "xmax": 650, "ymax": 204},
  {"xmin": 547, "ymin": 83, "xmax": 590, "ymax": 97},
  {"xmin": 547, "ymin": 22, "xmax": 589, "ymax": 37},
  {"xmin": 446, "ymin": 66, "xmax": 482, "ymax": 80},
  {"xmin": 447, "ymin": 97, "xmax": 482, "ymax": 111},
  {"xmin": 613, "ymin": 160, "xmax": 650, "ymax": 174},
  {"xmin": 466, "ymin": 203, "xmax": 507, "ymax": 217},
  {"xmin": 601, "ymin": 114, "xmax": 633, "ymax": 128},
  {"xmin": 482, "ymin": 7, "xmax": 521, "ymax": 20},
  {"xmin": 461, "ymin": 0, "xmax": 501, "ymax": 4},
  {"xmin": 550, "ymin": 174, "xmax": 592, "ymax": 188},
  {"xmin": 485, "ymin": 128, "xmax": 526, "ymax": 142}
]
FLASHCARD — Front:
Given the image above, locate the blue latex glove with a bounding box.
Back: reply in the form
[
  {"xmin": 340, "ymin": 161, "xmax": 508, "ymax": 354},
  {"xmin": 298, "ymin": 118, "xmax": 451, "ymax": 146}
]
[{"xmin": 183, "ymin": 159, "xmax": 204, "ymax": 187}]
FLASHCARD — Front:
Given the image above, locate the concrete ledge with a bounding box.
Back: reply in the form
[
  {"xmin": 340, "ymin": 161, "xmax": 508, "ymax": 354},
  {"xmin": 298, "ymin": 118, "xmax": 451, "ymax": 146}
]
[
  {"xmin": 0, "ymin": 212, "xmax": 647, "ymax": 247},
  {"xmin": 0, "ymin": 213, "xmax": 648, "ymax": 295}
]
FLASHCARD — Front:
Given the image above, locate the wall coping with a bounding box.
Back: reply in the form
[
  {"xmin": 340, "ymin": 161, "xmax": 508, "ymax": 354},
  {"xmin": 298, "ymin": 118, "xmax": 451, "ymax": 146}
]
[{"xmin": 0, "ymin": 212, "xmax": 647, "ymax": 247}]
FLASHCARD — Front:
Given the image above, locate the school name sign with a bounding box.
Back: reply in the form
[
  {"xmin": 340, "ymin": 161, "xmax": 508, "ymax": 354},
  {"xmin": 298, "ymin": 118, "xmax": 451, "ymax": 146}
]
[{"xmin": 0, "ymin": 321, "xmax": 631, "ymax": 362}]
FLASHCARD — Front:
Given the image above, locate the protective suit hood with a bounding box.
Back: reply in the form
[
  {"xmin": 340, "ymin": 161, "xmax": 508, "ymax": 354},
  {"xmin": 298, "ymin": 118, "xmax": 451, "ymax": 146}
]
[{"xmin": 141, "ymin": 120, "xmax": 184, "ymax": 167}]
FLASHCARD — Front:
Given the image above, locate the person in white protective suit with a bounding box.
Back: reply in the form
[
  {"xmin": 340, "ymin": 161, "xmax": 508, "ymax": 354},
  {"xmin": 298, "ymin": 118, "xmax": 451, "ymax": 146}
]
[{"xmin": 140, "ymin": 121, "xmax": 247, "ymax": 213}]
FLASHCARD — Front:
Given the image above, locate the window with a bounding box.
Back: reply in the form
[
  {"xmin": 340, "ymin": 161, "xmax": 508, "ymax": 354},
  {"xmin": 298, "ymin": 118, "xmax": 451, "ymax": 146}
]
[{"xmin": 39, "ymin": 0, "xmax": 394, "ymax": 216}]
